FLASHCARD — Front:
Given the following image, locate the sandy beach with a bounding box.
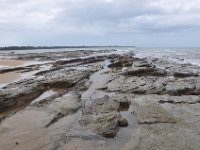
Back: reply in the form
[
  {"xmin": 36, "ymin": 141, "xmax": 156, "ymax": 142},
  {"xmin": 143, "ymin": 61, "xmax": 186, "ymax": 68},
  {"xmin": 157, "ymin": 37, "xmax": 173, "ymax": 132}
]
[
  {"xmin": 0, "ymin": 59, "xmax": 27, "ymax": 67},
  {"xmin": 0, "ymin": 59, "xmax": 30, "ymax": 85},
  {"xmin": 0, "ymin": 72, "xmax": 20, "ymax": 85},
  {"xmin": 0, "ymin": 49, "xmax": 200, "ymax": 150}
]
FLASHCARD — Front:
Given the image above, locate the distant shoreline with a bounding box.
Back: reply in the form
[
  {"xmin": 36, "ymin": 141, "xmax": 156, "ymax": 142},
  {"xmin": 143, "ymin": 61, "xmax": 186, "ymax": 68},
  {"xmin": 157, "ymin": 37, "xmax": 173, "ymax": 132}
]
[{"xmin": 0, "ymin": 46, "xmax": 136, "ymax": 51}]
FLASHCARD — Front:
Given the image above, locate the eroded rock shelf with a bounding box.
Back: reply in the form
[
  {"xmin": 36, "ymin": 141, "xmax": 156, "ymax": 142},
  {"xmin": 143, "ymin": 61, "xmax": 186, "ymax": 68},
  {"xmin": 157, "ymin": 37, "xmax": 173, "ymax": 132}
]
[{"xmin": 1, "ymin": 50, "xmax": 200, "ymax": 150}]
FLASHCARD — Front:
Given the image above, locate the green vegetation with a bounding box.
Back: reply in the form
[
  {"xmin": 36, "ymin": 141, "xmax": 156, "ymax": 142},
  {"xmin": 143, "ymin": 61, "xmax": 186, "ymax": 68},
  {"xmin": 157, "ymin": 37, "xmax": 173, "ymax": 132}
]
[
  {"xmin": 0, "ymin": 46, "xmax": 86, "ymax": 50},
  {"xmin": 0, "ymin": 46, "xmax": 135, "ymax": 51}
]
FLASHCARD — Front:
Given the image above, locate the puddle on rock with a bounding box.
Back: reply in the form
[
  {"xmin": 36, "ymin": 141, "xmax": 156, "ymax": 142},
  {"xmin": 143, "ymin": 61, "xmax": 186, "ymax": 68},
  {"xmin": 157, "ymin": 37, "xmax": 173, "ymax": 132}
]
[
  {"xmin": 81, "ymin": 60, "xmax": 113, "ymax": 102},
  {"xmin": 115, "ymin": 105, "xmax": 138, "ymax": 145},
  {"xmin": 78, "ymin": 59, "xmax": 138, "ymax": 150}
]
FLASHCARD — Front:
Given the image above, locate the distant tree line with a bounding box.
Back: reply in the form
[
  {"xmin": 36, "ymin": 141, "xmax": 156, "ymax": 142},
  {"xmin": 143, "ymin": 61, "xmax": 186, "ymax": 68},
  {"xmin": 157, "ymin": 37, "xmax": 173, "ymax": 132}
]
[
  {"xmin": 0, "ymin": 46, "xmax": 87, "ymax": 50},
  {"xmin": 0, "ymin": 46, "xmax": 135, "ymax": 51}
]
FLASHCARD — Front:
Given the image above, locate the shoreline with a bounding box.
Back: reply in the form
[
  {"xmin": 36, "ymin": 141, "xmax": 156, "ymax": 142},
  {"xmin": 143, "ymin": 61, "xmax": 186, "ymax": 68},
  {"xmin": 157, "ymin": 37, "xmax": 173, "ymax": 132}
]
[{"xmin": 0, "ymin": 49, "xmax": 200, "ymax": 150}]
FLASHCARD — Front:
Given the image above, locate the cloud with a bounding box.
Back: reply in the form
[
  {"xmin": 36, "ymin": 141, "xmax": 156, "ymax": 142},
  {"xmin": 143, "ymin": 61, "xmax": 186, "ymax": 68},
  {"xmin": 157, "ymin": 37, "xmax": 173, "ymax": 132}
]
[{"xmin": 0, "ymin": 0, "xmax": 200, "ymax": 46}]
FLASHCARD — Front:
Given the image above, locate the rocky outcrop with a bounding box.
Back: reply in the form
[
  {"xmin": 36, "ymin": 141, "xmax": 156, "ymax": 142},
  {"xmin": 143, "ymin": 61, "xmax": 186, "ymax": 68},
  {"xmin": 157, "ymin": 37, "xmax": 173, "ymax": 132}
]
[
  {"xmin": 163, "ymin": 78, "xmax": 200, "ymax": 95},
  {"xmin": 108, "ymin": 56, "xmax": 134, "ymax": 68},
  {"xmin": 159, "ymin": 95, "xmax": 200, "ymax": 104},
  {"xmin": 46, "ymin": 91, "xmax": 81, "ymax": 127},
  {"xmin": 172, "ymin": 66, "xmax": 199, "ymax": 78},
  {"xmin": 107, "ymin": 76, "xmax": 166, "ymax": 94},
  {"xmin": 79, "ymin": 95, "xmax": 122, "ymax": 138},
  {"xmin": 132, "ymin": 96, "xmax": 176, "ymax": 124},
  {"xmin": 122, "ymin": 59, "xmax": 167, "ymax": 77},
  {"xmin": 0, "ymin": 79, "xmax": 47, "ymax": 113},
  {"xmin": 1, "ymin": 50, "xmax": 200, "ymax": 150},
  {"xmin": 0, "ymin": 63, "xmax": 101, "ymax": 118},
  {"xmin": 135, "ymin": 103, "xmax": 176, "ymax": 124}
]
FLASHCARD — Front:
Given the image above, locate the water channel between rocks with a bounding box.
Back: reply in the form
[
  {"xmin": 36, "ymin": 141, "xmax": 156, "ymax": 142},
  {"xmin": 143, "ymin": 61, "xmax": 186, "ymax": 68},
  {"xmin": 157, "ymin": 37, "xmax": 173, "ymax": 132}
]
[
  {"xmin": 79, "ymin": 59, "xmax": 138, "ymax": 150},
  {"xmin": 0, "ymin": 59, "xmax": 138, "ymax": 150}
]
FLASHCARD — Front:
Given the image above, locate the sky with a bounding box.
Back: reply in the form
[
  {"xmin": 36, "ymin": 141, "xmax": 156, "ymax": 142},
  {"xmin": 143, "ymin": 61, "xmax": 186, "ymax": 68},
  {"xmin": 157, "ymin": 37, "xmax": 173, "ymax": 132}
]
[{"xmin": 0, "ymin": 0, "xmax": 200, "ymax": 47}]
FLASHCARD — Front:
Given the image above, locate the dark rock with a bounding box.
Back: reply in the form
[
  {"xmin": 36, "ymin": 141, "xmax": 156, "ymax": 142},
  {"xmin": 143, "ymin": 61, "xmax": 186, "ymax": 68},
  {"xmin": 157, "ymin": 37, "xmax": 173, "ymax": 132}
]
[
  {"xmin": 118, "ymin": 118, "xmax": 128, "ymax": 127},
  {"xmin": 174, "ymin": 71, "xmax": 199, "ymax": 78},
  {"xmin": 50, "ymin": 80, "xmax": 75, "ymax": 90},
  {"xmin": 108, "ymin": 61, "xmax": 124, "ymax": 68}
]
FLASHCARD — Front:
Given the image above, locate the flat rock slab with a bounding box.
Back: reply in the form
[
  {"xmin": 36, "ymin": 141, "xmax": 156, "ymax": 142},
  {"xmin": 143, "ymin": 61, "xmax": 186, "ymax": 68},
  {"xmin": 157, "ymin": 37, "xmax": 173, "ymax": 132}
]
[{"xmin": 79, "ymin": 95, "xmax": 122, "ymax": 138}]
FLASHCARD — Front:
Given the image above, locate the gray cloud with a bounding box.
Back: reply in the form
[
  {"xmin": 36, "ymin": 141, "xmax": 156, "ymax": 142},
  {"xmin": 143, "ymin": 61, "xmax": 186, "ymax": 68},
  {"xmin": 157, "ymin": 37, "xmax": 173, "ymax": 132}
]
[{"xmin": 0, "ymin": 0, "xmax": 200, "ymax": 46}]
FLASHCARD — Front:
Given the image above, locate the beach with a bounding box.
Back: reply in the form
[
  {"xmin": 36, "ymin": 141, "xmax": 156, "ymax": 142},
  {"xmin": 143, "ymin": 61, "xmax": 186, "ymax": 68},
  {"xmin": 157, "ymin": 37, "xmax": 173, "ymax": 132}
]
[{"xmin": 1, "ymin": 48, "xmax": 200, "ymax": 150}]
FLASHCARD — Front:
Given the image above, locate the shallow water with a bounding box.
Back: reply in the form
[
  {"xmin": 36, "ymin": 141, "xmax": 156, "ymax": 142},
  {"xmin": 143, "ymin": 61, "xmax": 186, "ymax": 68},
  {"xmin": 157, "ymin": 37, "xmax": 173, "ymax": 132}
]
[
  {"xmin": 81, "ymin": 60, "xmax": 111, "ymax": 101},
  {"xmin": 79, "ymin": 59, "xmax": 138, "ymax": 150}
]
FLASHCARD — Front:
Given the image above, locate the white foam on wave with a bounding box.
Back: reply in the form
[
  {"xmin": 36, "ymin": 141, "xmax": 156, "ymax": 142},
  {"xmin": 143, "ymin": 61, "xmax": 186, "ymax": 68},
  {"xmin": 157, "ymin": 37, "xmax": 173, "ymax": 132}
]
[{"xmin": 130, "ymin": 47, "xmax": 200, "ymax": 67}]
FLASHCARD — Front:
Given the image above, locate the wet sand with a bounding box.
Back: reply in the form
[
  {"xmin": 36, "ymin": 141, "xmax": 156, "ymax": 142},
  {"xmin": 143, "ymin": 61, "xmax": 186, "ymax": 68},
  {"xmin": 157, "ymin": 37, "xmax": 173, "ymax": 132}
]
[
  {"xmin": 0, "ymin": 59, "xmax": 27, "ymax": 85},
  {"xmin": 0, "ymin": 72, "xmax": 20, "ymax": 85},
  {"xmin": 0, "ymin": 59, "xmax": 34, "ymax": 86},
  {"xmin": 0, "ymin": 59, "xmax": 27, "ymax": 67}
]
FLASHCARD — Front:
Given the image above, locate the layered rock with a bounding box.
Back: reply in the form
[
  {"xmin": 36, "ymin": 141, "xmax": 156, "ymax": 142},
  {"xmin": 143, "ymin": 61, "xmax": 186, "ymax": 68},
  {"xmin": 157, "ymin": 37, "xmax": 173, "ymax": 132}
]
[
  {"xmin": 132, "ymin": 96, "xmax": 176, "ymax": 124},
  {"xmin": 122, "ymin": 59, "xmax": 167, "ymax": 77},
  {"xmin": 46, "ymin": 91, "xmax": 81, "ymax": 127},
  {"xmin": 0, "ymin": 55, "xmax": 105, "ymax": 119},
  {"xmin": 1, "ymin": 50, "xmax": 200, "ymax": 150},
  {"xmin": 79, "ymin": 95, "xmax": 122, "ymax": 138}
]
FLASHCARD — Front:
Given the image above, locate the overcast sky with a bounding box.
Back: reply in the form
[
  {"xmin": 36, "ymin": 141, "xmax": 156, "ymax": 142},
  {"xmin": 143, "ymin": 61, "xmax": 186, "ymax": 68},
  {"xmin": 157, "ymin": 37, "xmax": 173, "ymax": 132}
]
[{"xmin": 0, "ymin": 0, "xmax": 200, "ymax": 47}]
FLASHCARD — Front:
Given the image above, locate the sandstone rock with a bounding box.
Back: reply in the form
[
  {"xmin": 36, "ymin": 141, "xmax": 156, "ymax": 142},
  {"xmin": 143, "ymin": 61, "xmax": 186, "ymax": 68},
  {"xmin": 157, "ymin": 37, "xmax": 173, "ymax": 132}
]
[
  {"xmin": 113, "ymin": 95, "xmax": 131, "ymax": 110},
  {"xmin": 135, "ymin": 103, "xmax": 176, "ymax": 124},
  {"xmin": 164, "ymin": 80, "xmax": 196, "ymax": 95},
  {"xmin": 1, "ymin": 50, "xmax": 200, "ymax": 150},
  {"xmin": 0, "ymin": 65, "xmax": 98, "ymax": 118},
  {"xmin": 0, "ymin": 80, "xmax": 47, "ymax": 113},
  {"xmin": 159, "ymin": 95, "xmax": 200, "ymax": 104},
  {"xmin": 172, "ymin": 66, "xmax": 199, "ymax": 78},
  {"xmin": 46, "ymin": 91, "xmax": 81, "ymax": 127},
  {"xmin": 123, "ymin": 59, "xmax": 166, "ymax": 76},
  {"xmin": 132, "ymin": 96, "xmax": 176, "ymax": 124},
  {"xmin": 108, "ymin": 55, "xmax": 135, "ymax": 68},
  {"xmin": 79, "ymin": 95, "xmax": 122, "ymax": 138},
  {"xmin": 174, "ymin": 70, "xmax": 199, "ymax": 78},
  {"xmin": 107, "ymin": 76, "xmax": 166, "ymax": 94}
]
